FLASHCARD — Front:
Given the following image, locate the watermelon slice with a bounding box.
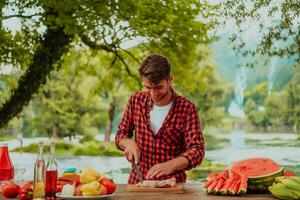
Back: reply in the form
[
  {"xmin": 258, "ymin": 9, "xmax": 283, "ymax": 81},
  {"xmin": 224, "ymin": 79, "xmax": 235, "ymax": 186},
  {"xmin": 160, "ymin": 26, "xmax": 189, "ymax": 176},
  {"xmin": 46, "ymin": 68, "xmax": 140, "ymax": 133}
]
[
  {"xmin": 203, "ymin": 179, "xmax": 214, "ymax": 188},
  {"xmin": 237, "ymin": 174, "xmax": 248, "ymax": 195},
  {"xmin": 230, "ymin": 157, "xmax": 284, "ymax": 193},
  {"xmin": 207, "ymin": 172, "xmax": 220, "ymax": 181},
  {"xmin": 219, "ymin": 177, "xmax": 234, "ymax": 195},
  {"xmin": 207, "ymin": 179, "xmax": 218, "ymax": 194},
  {"xmin": 205, "ymin": 158, "xmax": 284, "ymax": 195},
  {"xmin": 228, "ymin": 180, "xmax": 239, "ymax": 195},
  {"xmin": 213, "ymin": 178, "xmax": 225, "ymax": 194}
]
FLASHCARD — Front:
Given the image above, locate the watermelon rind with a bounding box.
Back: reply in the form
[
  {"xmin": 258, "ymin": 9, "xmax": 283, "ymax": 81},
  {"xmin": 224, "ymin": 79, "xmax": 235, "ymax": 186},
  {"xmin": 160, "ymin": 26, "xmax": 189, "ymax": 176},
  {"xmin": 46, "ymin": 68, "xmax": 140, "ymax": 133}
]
[{"xmin": 247, "ymin": 168, "xmax": 284, "ymax": 193}]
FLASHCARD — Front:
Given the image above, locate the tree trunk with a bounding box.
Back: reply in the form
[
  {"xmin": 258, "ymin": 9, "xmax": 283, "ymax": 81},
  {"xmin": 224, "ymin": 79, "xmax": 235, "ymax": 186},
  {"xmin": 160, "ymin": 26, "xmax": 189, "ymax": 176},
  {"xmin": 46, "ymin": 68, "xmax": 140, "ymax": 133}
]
[
  {"xmin": 0, "ymin": 27, "xmax": 71, "ymax": 128},
  {"xmin": 52, "ymin": 125, "xmax": 58, "ymax": 138},
  {"xmin": 103, "ymin": 98, "xmax": 116, "ymax": 148}
]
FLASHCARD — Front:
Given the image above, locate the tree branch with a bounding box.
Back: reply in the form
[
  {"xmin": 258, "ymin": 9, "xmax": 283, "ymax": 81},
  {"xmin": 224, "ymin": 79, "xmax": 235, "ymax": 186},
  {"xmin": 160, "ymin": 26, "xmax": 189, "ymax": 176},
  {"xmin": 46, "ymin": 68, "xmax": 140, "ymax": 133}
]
[
  {"xmin": 108, "ymin": 55, "xmax": 117, "ymax": 70},
  {"xmin": 80, "ymin": 34, "xmax": 142, "ymax": 89},
  {"xmin": 114, "ymin": 51, "xmax": 142, "ymax": 89},
  {"xmin": 80, "ymin": 34, "xmax": 114, "ymax": 52},
  {"xmin": 120, "ymin": 47, "xmax": 141, "ymax": 64},
  {"xmin": 1, "ymin": 13, "xmax": 42, "ymax": 20}
]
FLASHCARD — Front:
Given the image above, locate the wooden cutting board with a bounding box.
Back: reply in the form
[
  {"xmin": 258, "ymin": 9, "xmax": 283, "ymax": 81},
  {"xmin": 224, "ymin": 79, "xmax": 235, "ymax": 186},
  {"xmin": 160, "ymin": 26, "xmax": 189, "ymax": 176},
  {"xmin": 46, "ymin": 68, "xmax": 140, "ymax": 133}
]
[{"xmin": 126, "ymin": 184, "xmax": 185, "ymax": 193}]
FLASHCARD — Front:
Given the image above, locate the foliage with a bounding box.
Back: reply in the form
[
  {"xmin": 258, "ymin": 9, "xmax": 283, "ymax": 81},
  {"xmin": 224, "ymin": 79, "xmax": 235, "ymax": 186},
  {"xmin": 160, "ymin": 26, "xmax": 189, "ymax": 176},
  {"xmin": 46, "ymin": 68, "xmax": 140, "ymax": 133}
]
[
  {"xmin": 173, "ymin": 46, "xmax": 232, "ymax": 128},
  {"xmin": 285, "ymin": 73, "xmax": 300, "ymax": 131},
  {"xmin": 19, "ymin": 47, "xmax": 136, "ymax": 138},
  {"xmin": 244, "ymin": 82, "xmax": 268, "ymax": 105},
  {"xmin": 244, "ymin": 72, "xmax": 300, "ymax": 131},
  {"xmin": 0, "ymin": 27, "xmax": 71, "ymax": 127},
  {"xmin": 21, "ymin": 54, "xmax": 104, "ymax": 138},
  {"xmin": 0, "ymin": 0, "xmax": 219, "ymax": 128},
  {"xmin": 222, "ymin": 0, "xmax": 300, "ymax": 67}
]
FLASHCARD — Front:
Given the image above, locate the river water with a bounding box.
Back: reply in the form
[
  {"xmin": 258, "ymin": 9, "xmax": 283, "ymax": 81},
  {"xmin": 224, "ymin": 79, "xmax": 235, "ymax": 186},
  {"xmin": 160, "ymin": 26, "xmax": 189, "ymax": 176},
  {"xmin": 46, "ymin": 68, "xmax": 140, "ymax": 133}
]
[{"xmin": 3, "ymin": 131, "xmax": 300, "ymax": 183}]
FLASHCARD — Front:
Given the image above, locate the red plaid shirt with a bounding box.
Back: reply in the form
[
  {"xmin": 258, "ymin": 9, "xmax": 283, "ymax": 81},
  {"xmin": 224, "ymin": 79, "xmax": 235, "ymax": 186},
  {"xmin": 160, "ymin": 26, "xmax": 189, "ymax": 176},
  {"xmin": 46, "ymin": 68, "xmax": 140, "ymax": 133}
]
[{"xmin": 115, "ymin": 88, "xmax": 205, "ymax": 184}]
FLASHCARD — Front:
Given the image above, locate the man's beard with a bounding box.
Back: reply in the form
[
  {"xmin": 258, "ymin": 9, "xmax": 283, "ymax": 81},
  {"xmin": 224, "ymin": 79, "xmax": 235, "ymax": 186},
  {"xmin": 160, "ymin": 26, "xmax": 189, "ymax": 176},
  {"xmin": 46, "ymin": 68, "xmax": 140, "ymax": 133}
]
[{"xmin": 154, "ymin": 90, "xmax": 169, "ymax": 102}]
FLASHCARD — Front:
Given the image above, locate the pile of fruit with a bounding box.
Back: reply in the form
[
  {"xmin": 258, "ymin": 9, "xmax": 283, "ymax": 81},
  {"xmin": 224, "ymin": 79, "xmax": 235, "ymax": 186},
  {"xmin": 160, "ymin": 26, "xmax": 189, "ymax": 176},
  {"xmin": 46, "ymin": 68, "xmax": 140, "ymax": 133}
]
[
  {"xmin": 204, "ymin": 169, "xmax": 247, "ymax": 195},
  {"xmin": 269, "ymin": 176, "xmax": 300, "ymax": 200},
  {"xmin": 203, "ymin": 157, "xmax": 293, "ymax": 196},
  {"xmin": 59, "ymin": 167, "xmax": 117, "ymax": 197},
  {"xmin": 0, "ymin": 167, "xmax": 116, "ymax": 199},
  {"xmin": 1, "ymin": 181, "xmax": 33, "ymax": 200}
]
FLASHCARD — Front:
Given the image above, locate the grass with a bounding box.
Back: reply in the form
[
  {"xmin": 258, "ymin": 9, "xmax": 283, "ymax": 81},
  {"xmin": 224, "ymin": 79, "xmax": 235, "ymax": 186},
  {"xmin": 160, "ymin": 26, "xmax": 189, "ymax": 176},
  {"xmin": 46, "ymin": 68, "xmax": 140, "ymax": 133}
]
[
  {"xmin": 12, "ymin": 140, "xmax": 123, "ymax": 157},
  {"xmin": 0, "ymin": 134, "xmax": 14, "ymax": 142}
]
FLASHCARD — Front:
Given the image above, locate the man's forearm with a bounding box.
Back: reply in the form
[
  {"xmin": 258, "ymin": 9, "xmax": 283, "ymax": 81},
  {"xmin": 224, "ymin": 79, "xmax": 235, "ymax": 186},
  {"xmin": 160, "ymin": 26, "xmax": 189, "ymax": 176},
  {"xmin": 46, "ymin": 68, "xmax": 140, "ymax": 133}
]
[{"xmin": 167, "ymin": 156, "xmax": 189, "ymax": 172}]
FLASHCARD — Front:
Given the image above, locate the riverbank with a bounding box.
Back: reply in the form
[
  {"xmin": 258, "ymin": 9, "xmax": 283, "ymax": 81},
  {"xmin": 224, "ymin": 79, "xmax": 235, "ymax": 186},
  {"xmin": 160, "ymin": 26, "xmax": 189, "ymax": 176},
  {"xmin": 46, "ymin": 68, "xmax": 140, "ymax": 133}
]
[{"xmin": 12, "ymin": 140, "xmax": 123, "ymax": 156}]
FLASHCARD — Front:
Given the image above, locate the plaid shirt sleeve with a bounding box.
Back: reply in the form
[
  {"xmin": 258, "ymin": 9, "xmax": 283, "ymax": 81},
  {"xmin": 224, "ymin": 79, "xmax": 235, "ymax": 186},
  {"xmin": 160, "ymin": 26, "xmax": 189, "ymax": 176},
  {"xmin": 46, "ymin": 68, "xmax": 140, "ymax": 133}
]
[
  {"xmin": 180, "ymin": 104, "xmax": 205, "ymax": 170},
  {"xmin": 115, "ymin": 94, "xmax": 135, "ymax": 150}
]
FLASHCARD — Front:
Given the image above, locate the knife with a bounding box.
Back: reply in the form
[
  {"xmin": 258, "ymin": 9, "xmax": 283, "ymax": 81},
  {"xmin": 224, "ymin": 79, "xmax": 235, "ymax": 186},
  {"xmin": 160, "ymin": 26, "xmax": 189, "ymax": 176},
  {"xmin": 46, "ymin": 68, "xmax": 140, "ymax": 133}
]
[{"xmin": 133, "ymin": 162, "xmax": 143, "ymax": 183}]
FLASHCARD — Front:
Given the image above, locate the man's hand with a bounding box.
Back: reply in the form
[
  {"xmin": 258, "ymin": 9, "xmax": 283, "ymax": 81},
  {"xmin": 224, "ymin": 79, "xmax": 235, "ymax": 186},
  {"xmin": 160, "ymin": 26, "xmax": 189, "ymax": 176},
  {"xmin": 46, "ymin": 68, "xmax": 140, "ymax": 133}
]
[
  {"xmin": 146, "ymin": 161, "xmax": 175, "ymax": 179},
  {"xmin": 146, "ymin": 156, "xmax": 189, "ymax": 179},
  {"xmin": 119, "ymin": 138, "xmax": 140, "ymax": 164}
]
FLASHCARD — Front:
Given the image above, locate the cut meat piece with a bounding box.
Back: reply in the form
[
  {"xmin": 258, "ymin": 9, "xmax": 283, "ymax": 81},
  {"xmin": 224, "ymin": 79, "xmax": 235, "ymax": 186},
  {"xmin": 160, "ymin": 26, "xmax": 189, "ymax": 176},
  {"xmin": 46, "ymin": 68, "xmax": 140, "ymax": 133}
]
[{"xmin": 136, "ymin": 177, "xmax": 176, "ymax": 188}]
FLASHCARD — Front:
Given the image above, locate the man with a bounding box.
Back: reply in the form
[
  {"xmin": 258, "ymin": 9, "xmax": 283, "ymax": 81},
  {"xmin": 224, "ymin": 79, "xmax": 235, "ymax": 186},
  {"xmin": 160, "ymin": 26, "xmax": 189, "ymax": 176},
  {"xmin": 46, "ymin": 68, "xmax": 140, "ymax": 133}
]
[{"xmin": 115, "ymin": 53, "xmax": 205, "ymax": 184}]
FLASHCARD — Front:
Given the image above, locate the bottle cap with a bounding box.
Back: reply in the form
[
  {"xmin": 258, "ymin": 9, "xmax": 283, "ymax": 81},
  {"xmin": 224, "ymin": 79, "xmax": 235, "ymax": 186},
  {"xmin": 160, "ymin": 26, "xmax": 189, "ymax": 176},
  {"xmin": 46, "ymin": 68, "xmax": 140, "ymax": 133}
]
[{"xmin": 64, "ymin": 168, "xmax": 77, "ymax": 172}]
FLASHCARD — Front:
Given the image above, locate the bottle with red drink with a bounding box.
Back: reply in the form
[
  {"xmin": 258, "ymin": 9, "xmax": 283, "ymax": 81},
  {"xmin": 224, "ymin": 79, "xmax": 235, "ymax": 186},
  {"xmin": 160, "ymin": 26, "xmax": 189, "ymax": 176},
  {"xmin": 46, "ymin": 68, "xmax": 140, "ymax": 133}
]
[
  {"xmin": 45, "ymin": 143, "xmax": 57, "ymax": 200},
  {"xmin": 33, "ymin": 142, "xmax": 45, "ymax": 200},
  {"xmin": 0, "ymin": 143, "xmax": 14, "ymax": 181}
]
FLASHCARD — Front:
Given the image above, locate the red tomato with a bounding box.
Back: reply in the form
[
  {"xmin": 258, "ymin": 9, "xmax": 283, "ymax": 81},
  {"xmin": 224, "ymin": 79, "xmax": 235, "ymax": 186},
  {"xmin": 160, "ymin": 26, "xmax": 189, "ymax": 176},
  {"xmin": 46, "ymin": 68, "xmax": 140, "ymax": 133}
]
[
  {"xmin": 23, "ymin": 182, "xmax": 33, "ymax": 191},
  {"xmin": 19, "ymin": 193, "xmax": 32, "ymax": 200},
  {"xmin": 56, "ymin": 184, "xmax": 64, "ymax": 193},
  {"xmin": 19, "ymin": 188, "xmax": 33, "ymax": 200},
  {"xmin": 99, "ymin": 178, "xmax": 116, "ymax": 194},
  {"xmin": 2, "ymin": 183, "xmax": 21, "ymax": 198}
]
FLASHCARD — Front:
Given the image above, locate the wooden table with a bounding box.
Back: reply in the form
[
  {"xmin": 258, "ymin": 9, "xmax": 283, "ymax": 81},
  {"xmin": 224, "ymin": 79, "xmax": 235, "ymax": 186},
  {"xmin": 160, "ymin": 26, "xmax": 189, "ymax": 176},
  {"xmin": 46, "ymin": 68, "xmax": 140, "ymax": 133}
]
[{"xmin": 112, "ymin": 184, "xmax": 276, "ymax": 200}]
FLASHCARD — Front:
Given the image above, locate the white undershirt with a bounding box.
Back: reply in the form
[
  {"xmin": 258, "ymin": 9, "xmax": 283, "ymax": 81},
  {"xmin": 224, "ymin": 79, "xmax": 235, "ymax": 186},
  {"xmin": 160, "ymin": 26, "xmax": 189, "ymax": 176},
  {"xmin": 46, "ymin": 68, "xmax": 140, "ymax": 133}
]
[{"xmin": 150, "ymin": 101, "xmax": 173, "ymax": 134}]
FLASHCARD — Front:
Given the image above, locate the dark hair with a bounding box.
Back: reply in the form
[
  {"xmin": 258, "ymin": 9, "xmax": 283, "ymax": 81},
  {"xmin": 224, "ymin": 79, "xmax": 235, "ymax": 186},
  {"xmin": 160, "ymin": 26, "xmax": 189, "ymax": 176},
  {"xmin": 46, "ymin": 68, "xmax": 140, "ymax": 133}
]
[{"xmin": 138, "ymin": 53, "xmax": 171, "ymax": 84}]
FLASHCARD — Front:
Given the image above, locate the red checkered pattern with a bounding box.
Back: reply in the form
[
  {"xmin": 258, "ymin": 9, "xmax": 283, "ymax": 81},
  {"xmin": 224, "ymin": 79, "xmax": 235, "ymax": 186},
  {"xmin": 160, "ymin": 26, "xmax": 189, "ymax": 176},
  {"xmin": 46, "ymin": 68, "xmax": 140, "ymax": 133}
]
[{"xmin": 115, "ymin": 88, "xmax": 205, "ymax": 184}]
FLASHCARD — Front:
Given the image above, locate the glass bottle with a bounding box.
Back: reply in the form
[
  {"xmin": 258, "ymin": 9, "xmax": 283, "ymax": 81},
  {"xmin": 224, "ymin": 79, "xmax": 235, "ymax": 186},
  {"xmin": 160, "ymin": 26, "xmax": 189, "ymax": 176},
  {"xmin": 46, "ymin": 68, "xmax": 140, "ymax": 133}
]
[
  {"xmin": 33, "ymin": 142, "xmax": 45, "ymax": 200},
  {"xmin": 45, "ymin": 143, "xmax": 58, "ymax": 200},
  {"xmin": 0, "ymin": 143, "xmax": 14, "ymax": 181}
]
